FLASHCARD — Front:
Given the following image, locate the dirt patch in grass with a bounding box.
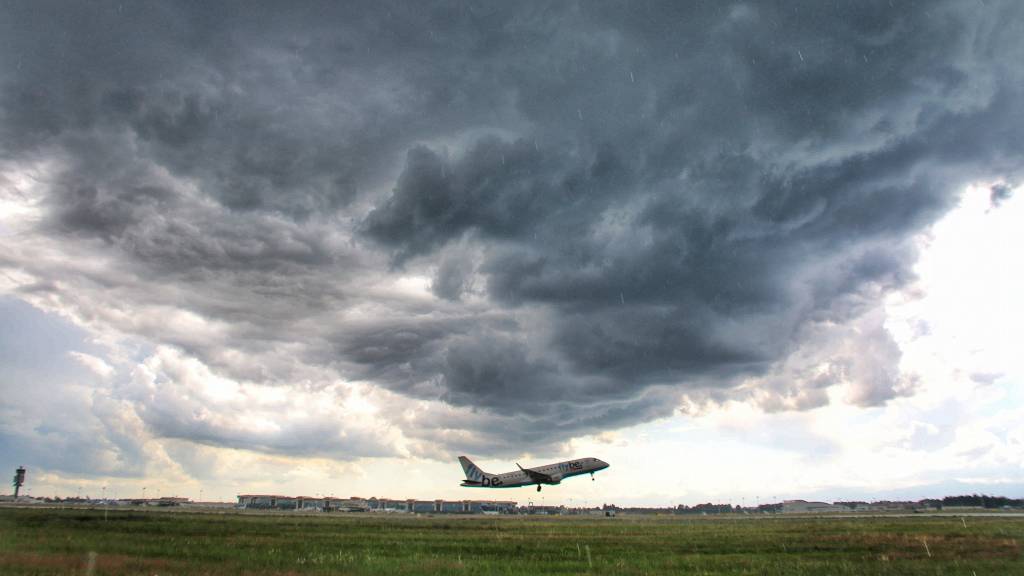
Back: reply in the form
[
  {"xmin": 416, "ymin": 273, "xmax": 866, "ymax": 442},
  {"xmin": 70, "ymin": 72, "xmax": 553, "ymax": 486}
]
[{"xmin": 0, "ymin": 552, "xmax": 177, "ymax": 573}]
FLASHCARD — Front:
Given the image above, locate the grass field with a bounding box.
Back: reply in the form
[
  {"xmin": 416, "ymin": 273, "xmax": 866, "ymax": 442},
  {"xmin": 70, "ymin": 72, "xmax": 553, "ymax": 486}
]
[{"xmin": 1, "ymin": 507, "xmax": 1021, "ymax": 575}]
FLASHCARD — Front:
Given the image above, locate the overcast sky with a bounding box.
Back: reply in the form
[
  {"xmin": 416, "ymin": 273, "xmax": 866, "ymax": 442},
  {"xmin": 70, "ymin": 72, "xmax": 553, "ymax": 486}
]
[{"xmin": 1, "ymin": 1, "xmax": 1022, "ymax": 505}]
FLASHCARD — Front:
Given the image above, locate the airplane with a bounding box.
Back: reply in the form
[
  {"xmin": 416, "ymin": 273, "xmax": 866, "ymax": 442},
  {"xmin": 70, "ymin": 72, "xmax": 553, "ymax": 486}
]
[{"xmin": 459, "ymin": 456, "xmax": 610, "ymax": 492}]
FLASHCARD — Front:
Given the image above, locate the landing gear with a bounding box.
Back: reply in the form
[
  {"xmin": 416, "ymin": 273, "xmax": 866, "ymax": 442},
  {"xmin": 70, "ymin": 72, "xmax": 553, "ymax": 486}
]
[
  {"xmin": 591, "ymin": 472, "xmax": 595, "ymax": 481},
  {"xmin": 536, "ymin": 484, "xmax": 542, "ymax": 492}
]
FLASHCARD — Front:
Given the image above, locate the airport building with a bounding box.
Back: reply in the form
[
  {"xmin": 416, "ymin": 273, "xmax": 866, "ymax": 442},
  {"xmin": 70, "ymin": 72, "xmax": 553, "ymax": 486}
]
[
  {"xmin": 523, "ymin": 505, "xmax": 565, "ymax": 515},
  {"xmin": 781, "ymin": 500, "xmax": 841, "ymax": 513},
  {"xmin": 237, "ymin": 494, "xmax": 516, "ymax": 514},
  {"xmin": 236, "ymin": 495, "xmax": 369, "ymax": 511}
]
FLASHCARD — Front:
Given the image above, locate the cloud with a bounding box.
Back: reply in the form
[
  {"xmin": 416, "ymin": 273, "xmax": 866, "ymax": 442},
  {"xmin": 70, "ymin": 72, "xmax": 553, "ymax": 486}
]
[
  {"xmin": 2, "ymin": 1, "xmax": 1024, "ymax": 463},
  {"xmin": 990, "ymin": 183, "xmax": 1013, "ymax": 208},
  {"xmin": 0, "ymin": 299, "xmax": 150, "ymax": 476},
  {"xmin": 430, "ymin": 249, "xmax": 478, "ymax": 302},
  {"xmin": 69, "ymin": 351, "xmax": 115, "ymax": 380},
  {"xmin": 127, "ymin": 347, "xmax": 404, "ymax": 460}
]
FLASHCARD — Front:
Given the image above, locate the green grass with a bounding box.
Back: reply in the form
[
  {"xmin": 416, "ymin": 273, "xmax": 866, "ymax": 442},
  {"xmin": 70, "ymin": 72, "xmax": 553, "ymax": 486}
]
[{"xmin": 0, "ymin": 508, "xmax": 1021, "ymax": 575}]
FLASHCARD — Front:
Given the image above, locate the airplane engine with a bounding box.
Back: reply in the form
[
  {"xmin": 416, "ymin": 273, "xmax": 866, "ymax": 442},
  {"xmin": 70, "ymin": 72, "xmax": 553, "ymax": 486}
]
[{"xmin": 548, "ymin": 474, "xmax": 563, "ymax": 484}]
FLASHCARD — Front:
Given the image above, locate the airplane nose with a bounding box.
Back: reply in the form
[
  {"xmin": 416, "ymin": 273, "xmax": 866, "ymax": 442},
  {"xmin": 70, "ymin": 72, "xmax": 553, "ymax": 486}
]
[{"xmin": 598, "ymin": 459, "xmax": 610, "ymax": 469}]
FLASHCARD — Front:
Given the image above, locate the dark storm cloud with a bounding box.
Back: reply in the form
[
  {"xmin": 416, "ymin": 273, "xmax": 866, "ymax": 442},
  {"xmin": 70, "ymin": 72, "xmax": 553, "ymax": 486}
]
[
  {"xmin": 360, "ymin": 0, "xmax": 1024, "ymax": 409},
  {"xmin": 431, "ymin": 251, "xmax": 477, "ymax": 301},
  {"xmin": 362, "ymin": 137, "xmax": 589, "ymax": 261},
  {"xmin": 2, "ymin": 1, "xmax": 1024, "ymax": 458}
]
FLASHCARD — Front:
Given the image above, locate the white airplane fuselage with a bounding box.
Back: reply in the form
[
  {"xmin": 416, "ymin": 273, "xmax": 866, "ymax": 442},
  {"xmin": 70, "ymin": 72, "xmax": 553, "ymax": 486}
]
[{"xmin": 459, "ymin": 456, "xmax": 609, "ymax": 490}]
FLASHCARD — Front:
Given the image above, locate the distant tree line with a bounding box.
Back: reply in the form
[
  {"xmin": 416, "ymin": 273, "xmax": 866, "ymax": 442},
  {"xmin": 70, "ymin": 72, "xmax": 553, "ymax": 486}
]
[
  {"xmin": 921, "ymin": 495, "xmax": 1024, "ymax": 509},
  {"xmin": 619, "ymin": 495, "xmax": 1023, "ymax": 515},
  {"xmin": 674, "ymin": 503, "xmax": 741, "ymax": 515}
]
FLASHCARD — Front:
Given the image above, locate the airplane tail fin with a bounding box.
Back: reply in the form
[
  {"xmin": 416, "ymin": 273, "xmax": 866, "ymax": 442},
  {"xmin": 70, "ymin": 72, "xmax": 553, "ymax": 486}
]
[{"xmin": 458, "ymin": 456, "xmax": 487, "ymax": 482}]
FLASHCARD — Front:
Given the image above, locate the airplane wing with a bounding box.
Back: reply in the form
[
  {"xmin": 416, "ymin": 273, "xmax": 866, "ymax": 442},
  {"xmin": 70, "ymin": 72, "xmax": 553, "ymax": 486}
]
[{"xmin": 517, "ymin": 463, "xmax": 555, "ymax": 483}]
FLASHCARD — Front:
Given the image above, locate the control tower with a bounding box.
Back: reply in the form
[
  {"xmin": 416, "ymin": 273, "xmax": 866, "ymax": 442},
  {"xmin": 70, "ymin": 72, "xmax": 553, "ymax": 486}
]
[{"xmin": 13, "ymin": 466, "xmax": 25, "ymax": 498}]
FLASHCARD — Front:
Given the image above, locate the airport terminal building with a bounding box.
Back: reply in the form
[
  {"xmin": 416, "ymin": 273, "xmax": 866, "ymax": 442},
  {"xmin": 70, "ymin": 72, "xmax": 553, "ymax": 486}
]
[
  {"xmin": 781, "ymin": 500, "xmax": 842, "ymax": 513},
  {"xmin": 237, "ymin": 494, "xmax": 516, "ymax": 514}
]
